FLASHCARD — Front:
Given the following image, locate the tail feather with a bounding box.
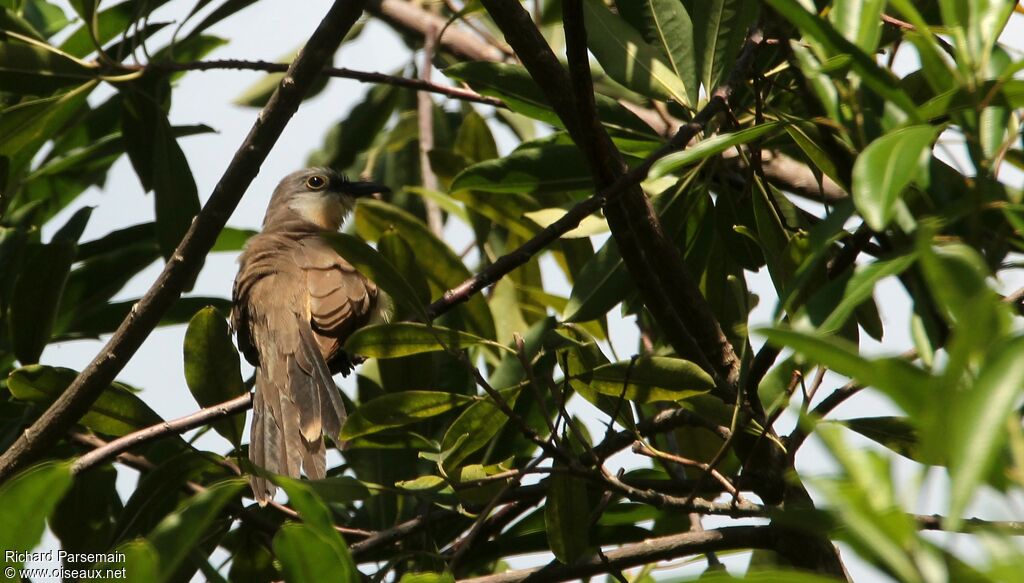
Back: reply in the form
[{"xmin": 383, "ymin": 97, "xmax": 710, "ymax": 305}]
[{"xmin": 248, "ymin": 322, "xmax": 348, "ymax": 504}]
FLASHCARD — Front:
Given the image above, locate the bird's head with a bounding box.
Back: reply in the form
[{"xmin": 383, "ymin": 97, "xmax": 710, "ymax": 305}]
[{"xmin": 266, "ymin": 167, "xmax": 390, "ymax": 230}]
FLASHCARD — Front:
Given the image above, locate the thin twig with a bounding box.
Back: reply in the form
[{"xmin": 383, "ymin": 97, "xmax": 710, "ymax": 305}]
[
  {"xmin": 418, "ymin": 23, "xmax": 445, "ymax": 236},
  {"xmin": 141, "ymin": 59, "xmax": 505, "ymax": 108},
  {"xmin": 72, "ymin": 393, "xmax": 253, "ymax": 474}
]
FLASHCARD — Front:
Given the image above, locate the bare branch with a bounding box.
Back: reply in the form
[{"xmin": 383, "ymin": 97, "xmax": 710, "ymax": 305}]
[
  {"xmin": 456, "ymin": 526, "xmax": 778, "ymax": 583},
  {"xmin": 71, "ymin": 393, "xmax": 252, "ymax": 474},
  {"xmin": 143, "ymin": 59, "xmax": 505, "ymax": 107}
]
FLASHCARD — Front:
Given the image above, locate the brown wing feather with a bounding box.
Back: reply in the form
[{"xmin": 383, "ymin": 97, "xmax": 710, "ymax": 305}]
[{"xmin": 293, "ymin": 238, "xmax": 378, "ymax": 374}]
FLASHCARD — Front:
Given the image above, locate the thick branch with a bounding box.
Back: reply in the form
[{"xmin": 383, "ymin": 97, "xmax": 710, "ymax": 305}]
[
  {"xmin": 457, "ymin": 526, "xmax": 777, "ymax": 583},
  {"xmin": 366, "ymin": 0, "xmax": 506, "ymax": 62},
  {"xmin": 0, "ymin": 0, "xmax": 368, "ymax": 482}
]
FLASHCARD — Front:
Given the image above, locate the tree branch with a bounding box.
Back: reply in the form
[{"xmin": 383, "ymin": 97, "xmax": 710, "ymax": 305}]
[
  {"xmin": 0, "ymin": 0, "xmax": 369, "ymax": 482},
  {"xmin": 143, "ymin": 59, "xmax": 505, "ymax": 107},
  {"xmin": 456, "ymin": 526, "xmax": 778, "ymax": 583},
  {"xmin": 71, "ymin": 393, "xmax": 253, "ymax": 474}
]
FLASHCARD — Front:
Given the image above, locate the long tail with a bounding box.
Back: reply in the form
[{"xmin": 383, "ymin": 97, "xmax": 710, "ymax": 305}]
[{"xmin": 249, "ymin": 326, "xmax": 347, "ymax": 505}]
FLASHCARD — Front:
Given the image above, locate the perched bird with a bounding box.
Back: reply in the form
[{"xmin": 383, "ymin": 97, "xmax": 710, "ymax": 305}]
[{"xmin": 232, "ymin": 167, "xmax": 390, "ymax": 503}]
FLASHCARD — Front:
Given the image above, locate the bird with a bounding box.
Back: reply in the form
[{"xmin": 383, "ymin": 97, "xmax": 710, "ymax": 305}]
[{"xmin": 232, "ymin": 167, "xmax": 390, "ymax": 504}]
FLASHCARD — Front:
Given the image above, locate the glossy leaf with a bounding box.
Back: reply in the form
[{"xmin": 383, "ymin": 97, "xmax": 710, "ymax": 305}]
[
  {"xmin": 0, "ymin": 81, "xmax": 95, "ymax": 163},
  {"xmin": 839, "ymin": 416, "xmax": 938, "ymax": 465},
  {"xmin": 852, "ymin": 125, "xmax": 939, "ymax": 230},
  {"xmin": 342, "ymin": 391, "xmax": 475, "ymax": 439},
  {"xmin": 794, "ymin": 253, "xmax": 917, "ymax": 335},
  {"xmin": 766, "ymin": 0, "xmax": 922, "ymax": 119},
  {"xmin": 0, "ymin": 39, "xmax": 95, "ymax": 95},
  {"xmin": 760, "ymin": 328, "xmax": 930, "ymax": 417},
  {"xmin": 147, "ymin": 479, "xmax": 245, "ymax": 580},
  {"xmin": 450, "ymin": 138, "xmax": 593, "ymax": 195},
  {"xmin": 441, "ymin": 385, "xmax": 522, "ymax": 472},
  {"xmin": 946, "ymin": 335, "xmax": 1024, "ymax": 529},
  {"xmin": 8, "ymin": 365, "xmax": 163, "ymax": 435},
  {"xmin": 685, "ymin": 0, "xmax": 760, "ymax": 94},
  {"xmin": 443, "ymin": 62, "xmax": 659, "ymax": 141},
  {"xmin": 0, "ymin": 461, "xmax": 72, "ymax": 573},
  {"xmin": 579, "ymin": 356, "xmax": 715, "ymax": 403},
  {"xmin": 545, "ymin": 465, "xmax": 591, "ymax": 564},
  {"xmin": 183, "ymin": 306, "xmax": 246, "ymax": 446},
  {"xmin": 649, "ymin": 122, "xmax": 783, "ymax": 178},
  {"xmin": 345, "ymin": 323, "xmax": 497, "ymax": 359},
  {"xmin": 121, "ymin": 81, "xmax": 202, "ymax": 260},
  {"xmin": 8, "ymin": 240, "xmax": 75, "ymax": 364},
  {"xmin": 582, "ymin": 0, "xmax": 691, "ymax": 105},
  {"xmin": 273, "ymin": 476, "xmax": 357, "ymax": 580},
  {"xmin": 274, "ymin": 523, "xmax": 359, "ymax": 583},
  {"xmin": 615, "ymin": 0, "xmax": 699, "ymax": 105}
]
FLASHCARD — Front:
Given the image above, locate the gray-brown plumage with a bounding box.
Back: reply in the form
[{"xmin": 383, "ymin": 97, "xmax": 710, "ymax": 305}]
[{"xmin": 232, "ymin": 168, "xmax": 389, "ymax": 504}]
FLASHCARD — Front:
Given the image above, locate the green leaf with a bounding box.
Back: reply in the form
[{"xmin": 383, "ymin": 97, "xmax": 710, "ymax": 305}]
[
  {"xmin": 839, "ymin": 416, "xmax": 938, "ymax": 465},
  {"xmin": 829, "ymin": 0, "xmax": 886, "ymax": 54},
  {"xmin": 524, "ymin": 208, "xmax": 608, "ymax": 238},
  {"xmin": 649, "ymin": 122, "xmax": 783, "ymax": 178},
  {"xmin": 147, "ymin": 479, "xmax": 245, "ymax": 580},
  {"xmin": 121, "ymin": 80, "xmax": 202, "ymax": 260},
  {"xmin": 794, "ymin": 253, "xmax": 917, "ymax": 335},
  {"xmin": 183, "ymin": 306, "xmax": 246, "ymax": 446},
  {"xmin": 760, "ymin": 328, "xmax": 930, "ymax": 417},
  {"xmin": 564, "ymin": 238, "xmax": 627, "ymax": 323},
  {"xmin": 443, "ymin": 62, "xmax": 659, "ymax": 142},
  {"xmin": 766, "ymin": 0, "xmax": 922, "ymax": 120},
  {"xmin": 685, "ymin": 0, "xmax": 760, "ymax": 93},
  {"xmin": 399, "ymin": 573, "xmax": 455, "ymax": 583},
  {"xmin": 0, "ymin": 81, "xmax": 95, "ymax": 161},
  {"xmin": 0, "ymin": 461, "xmax": 72, "ymax": 573},
  {"xmin": 583, "ymin": 0, "xmax": 691, "ymax": 106},
  {"xmin": 0, "ymin": 40, "xmax": 95, "ymax": 95},
  {"xmin": 615, "ymin": 0, "xmax": 699, "ymax": 106},
  {"xmin": 580, "ymin": 356, "xmax": 714, "ymax": 403},
  {"xmin": 852, "ymin": 125, "xmax": 939, "ymax": 230},
  {"xmin": 8, "ymin": 240, "xmax": 75, "ymax": 363},
  {"xmin": 303, "ymin": 476, "xmax": 372, "ymax": 505},
  {"xmin": 345, "ymin": 322, "xmax": 497, "ymax": 359},
  {"xmin": 274, "ymin": 523, "xmax": 359, "ymax": 583},
  {"xmin": 441, "ymin": 385, "xmax": 522, "ymax": 472},
  {"xmin": 342, "ymin": 391, "xmax": 475, "ymax": 439},
  {"xmin": 450, "ymin": 138, "xmax": 593, "ymax": 195},
  {"xmin": 308, "ymin": 83, "xmax": 398, "ymax": 170},
  {"xmin": 95, "ymin": 540, "xmax": 158, "ymax": 583},
  {"xmin": 355, "ymin": 199, "xmax": 495, "ymax": 340},
  {"xmin": 946, "ymin": 335, "xmax": 1024, "ymax": 529},
  {"xmin": 545, "ymin": 464, "xmax": 591, "ymax": 564},
  {"xmin": 50, "ymin": 464, "xmax": 121, "ymax": 557},
  {"xmin": 321, "ymin": 232, "xmax": 429, "ymax": 322},
  {"xmin": 8, "ymin": 365, "xmax": 164, "ymax": 435},
  {"xmin": 211, "ymin": 226, "xmax": 256, "ymax": 252},
  {"xmin": 272, "ymin": 476, "xmax": 357, "ymax": 580}
]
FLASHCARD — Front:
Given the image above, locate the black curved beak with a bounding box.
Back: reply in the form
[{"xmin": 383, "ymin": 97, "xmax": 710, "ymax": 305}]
[{"xmin": 344, "ymin": 181, "xmax": 391, "ymax": 199}]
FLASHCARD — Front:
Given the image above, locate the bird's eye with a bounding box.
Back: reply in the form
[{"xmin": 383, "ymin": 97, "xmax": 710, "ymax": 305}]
[{"xmin": 305, "ymin": 175, "xmax": 328, "ymax": 190}]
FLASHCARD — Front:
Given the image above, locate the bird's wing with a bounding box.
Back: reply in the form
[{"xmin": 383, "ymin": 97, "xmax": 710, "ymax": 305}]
[{"xmin": 292, "ymin": 237, "xmax": 379, "ymax": 374}]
